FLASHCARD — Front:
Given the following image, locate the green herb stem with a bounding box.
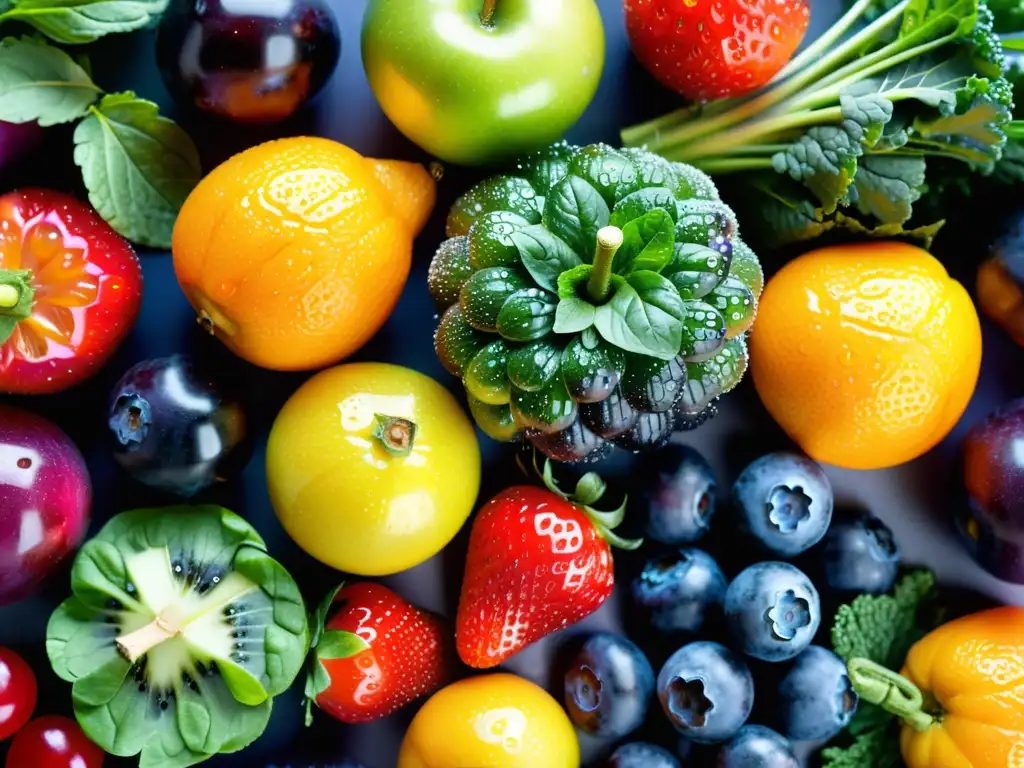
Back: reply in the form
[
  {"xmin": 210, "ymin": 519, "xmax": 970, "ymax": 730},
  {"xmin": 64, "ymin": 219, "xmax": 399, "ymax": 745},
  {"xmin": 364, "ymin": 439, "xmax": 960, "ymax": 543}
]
[
  {"xmin": 1006, "ymin": 121, "xmax": 1024, "ymax": 140},
  {"xmin": 587, "ymin": 226, "xmax": 623, "ymax": 304},
  {"xmin": 682, "ymin": 157, "xmax": 777, "ymax": 173},
  {"xmin": 771, "ymin": 0, "xmax": 875, "ymax": 83},
  {"xmin": 847, "ymin": 657, "xmax": 937, "ymax": 732},
  {"xmin": 480, "ymin": 0, "xmax": 497, "ymax": 26}
]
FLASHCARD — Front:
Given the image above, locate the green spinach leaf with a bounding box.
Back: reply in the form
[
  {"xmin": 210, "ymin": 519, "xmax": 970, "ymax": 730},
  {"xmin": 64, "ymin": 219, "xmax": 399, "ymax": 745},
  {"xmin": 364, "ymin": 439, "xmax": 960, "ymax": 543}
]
[
  {"xmin": 610, "ymin": 187, "xmax": 677, "ymax": 228},
  {"xmin": 613, "ymin": 209, "xmax": 675, "ymax": 274},
  {"xmin": 542, "ymin": 175, "xmax": 610, "ymax": 258},
  {"xmin": 594, "ymin": 272, "xmax": 684, "ymax": 360},
  {"xmin": 73, "ymin": 91, "xmax": 201, "ymax": 247},
  {"xmin": 0, "ymin": 0, "xmax": 168, "ymax": 45},
  {"xmin": 554, "ymin": 297, "xmax": 596, "ymax": 334},
  {"xmin": 0, "ymin": 36, "xmax": 99, "ymax": 125},
  {"xmin": 510, "ymin": 224, "xmax": 581, "ymax": 292}
]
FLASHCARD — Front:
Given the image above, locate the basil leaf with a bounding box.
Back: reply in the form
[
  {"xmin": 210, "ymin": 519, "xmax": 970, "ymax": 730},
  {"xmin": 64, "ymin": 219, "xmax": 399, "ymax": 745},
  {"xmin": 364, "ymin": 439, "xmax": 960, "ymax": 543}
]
[
  {"xmin": 594, "ymin": 272, "xmax": 684, "ymax": 360},
  {"xmin": 0, "ymin": 36, "xmax": 99, "ymax": 126},
  {"xmin": 496, "ymin": 287, "xmax": 557, "ymax": 342},
  {"xmin": 316, "ymin": 629, "xmax": 369, "ymax": 660},
  {"xmin": 554, "ymin": 298, "xmax": 596, "ymax": 334},
  {"xmin": 613, "ymin": 209, "xmax": 675, "ymax": 275},
  {"xmin": 0, "ymin": 0, "xmax": 168, "ymax": 45},
  {"xmin": 542, "ymin": 175, "xmax": 610, "ymax": 258},
  {"xmin": 610, "ymin": 187, "xmax": 678, "ymax": 228},
  {"xmin": 73, "ymin": 91, "xmax": 201, "ymax": 247},
  {"xmin": 510, "ymin": 224, "xmax": 581, "ymax": 292}
]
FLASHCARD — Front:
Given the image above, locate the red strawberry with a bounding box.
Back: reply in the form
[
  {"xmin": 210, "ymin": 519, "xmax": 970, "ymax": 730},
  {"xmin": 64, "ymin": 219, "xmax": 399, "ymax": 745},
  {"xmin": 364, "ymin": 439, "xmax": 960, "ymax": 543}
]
[
  {"xmin": 304, "ymin": 582, "xmax": 449, "ymax": 724},
  {"xmin": 624, "ymin": 0, "xmax": 811, "ymax": 102},
  {"xmin": 456, "ymin": 464, "xmax": 639, "ymax": 669}
]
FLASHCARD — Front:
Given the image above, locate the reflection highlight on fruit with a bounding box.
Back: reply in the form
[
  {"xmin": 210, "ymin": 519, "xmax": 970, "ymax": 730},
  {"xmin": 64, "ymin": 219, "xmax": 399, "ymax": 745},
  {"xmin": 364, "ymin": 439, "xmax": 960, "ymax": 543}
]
[
  {"xmin": 398, "ymin": 674, "xmax": 579, "ymax": 768},
  {"xmin": 0, "ymin": 405, "xmax": 90, "ymax": 606},
  {"xmin": 173, "ymin": 137, "xmax": 436, "ymax": 371},
  {"xmin": 267, "ymin": 363, "xmax": 480, "ymax": 576},
  {"xmin": 750, "ymin": 242, "xmax": 982, "ymax": 470}
]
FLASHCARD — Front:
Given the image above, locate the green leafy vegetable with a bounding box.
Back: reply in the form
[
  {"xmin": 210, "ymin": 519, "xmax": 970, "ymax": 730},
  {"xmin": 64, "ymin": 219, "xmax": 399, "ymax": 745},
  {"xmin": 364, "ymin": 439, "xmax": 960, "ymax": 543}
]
[
  {"xmin": 46, "ymin": 506, "xmax": 309, "ymax": 768},
  {"xmin": 0, "ymin": 36, "xmax": 98, "ymax": 125},
  {"xmin": 511, "ymin": 225, "xmax": 582, "ymax": 292},
  {"xmin": 74, "ymin": 92, "xmax": 202, "ymax": 248},
  {"xmin": 302, "ymin": 583, "xmax": 369, "ymax": 726},
  {"xmin": 622, "ymin": 0, "xmax": 1018, "ymax": 248},
  {"xmin": 594, "ymin": 272, "xmax": 685, "ymax": 359},
  {"xmin": 542, "ymin": 175, "xmax": 610, "ymax": 258},
  {"xmin": 613, "ymin": 209, "xmax": 675, "ymax": 274},
  {"xmin": 0, "ymin": 0, "xmax": 168, "ymax": 44}
]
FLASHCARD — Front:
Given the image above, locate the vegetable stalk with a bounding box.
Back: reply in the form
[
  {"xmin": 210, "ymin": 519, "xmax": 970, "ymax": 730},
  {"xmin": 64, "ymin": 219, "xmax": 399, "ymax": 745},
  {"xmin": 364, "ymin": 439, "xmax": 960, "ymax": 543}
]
[
  {"xmin": 847, "ymin": 657, "xmax": 937, "ymax": 732},
  {"xmin": 587, "ymin": 226, "xmax": 624, "ymax": 303},
  {"xmin": 480, "ymin": 0, "xmax": 497, "ymax": 26}
]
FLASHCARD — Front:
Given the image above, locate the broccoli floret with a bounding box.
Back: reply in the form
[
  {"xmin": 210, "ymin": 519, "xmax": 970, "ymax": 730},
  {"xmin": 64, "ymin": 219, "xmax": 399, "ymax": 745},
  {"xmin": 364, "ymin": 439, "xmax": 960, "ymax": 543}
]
[{"xmin": 971, "ymin": 3, "xmax": 1007, "ymax": 76}]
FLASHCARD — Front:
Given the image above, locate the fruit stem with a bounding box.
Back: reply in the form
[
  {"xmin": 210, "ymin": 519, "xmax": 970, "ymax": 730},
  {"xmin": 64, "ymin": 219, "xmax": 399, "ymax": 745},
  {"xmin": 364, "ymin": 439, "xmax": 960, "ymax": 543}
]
[
  {"xmin": 847, "ymin": 657, "xmax": 937, "ymax": 732},
  {"xmin": 480, "ymin": 0, "xmax": 497, "ymax": 26},
  {"xmin": 587, "ymin": 227, "xmax": 624, "ymax": 304},
  {"xmin": 372, "ymin": 414, "xmax": 417, "ymax": 458},
  {"xmin": 116, "ymin": 605, "xmax": 188, "ymax": 662}
]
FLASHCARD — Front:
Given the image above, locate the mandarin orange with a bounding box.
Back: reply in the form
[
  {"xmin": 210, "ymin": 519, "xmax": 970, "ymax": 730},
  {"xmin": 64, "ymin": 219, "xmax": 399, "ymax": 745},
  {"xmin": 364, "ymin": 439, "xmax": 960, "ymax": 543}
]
[
  {"xmin": 750, "ymin": 242, "xmax": 981, "ymax": 470},
  {"xmin": 172, "ymin": 137, "xmax": 435, "ymax": 370}
]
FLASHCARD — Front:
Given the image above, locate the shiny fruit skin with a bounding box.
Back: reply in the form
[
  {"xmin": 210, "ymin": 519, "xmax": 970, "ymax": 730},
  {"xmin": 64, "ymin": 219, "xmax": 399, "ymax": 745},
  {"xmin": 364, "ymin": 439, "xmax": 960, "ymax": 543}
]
[
  {"xmin": 0, "ymin": 406, "xmax": 90, "ymax": 605},
  {"xmin": 267, "ymin": 363, "xmax": 480, "ymax": 576},
  {"xmin": 632, "ymin": 548, "xmax": 727, "ymax": 635},
  {"xmin": 315, "ymin": 582, "xmax": 448, "ymax": 723},
  {"xmin": 173, "ymin": 137, "xmax": 436, "ymax": 371},
  {"xmin": 5, "ymin": 716, "xmax": 104, "ymax": 768},
  {"xmin": 716, "ymin": 725, "xmax": 798, "ymax": 768},
  {"xmin": 455, "ymin": 485, "xmax": 614, "ymax": 668},
  {"xmin": 156, "ymin": 0, "xmax": 341, "ymax": 123},
  {"xmin": 608, "ymin": 743, "xmax": 681, "ymax": 768},
  {"xmin": 821, "ymin": 509, "xmax": 900, "ymax": 594},
  {"xmin": 642, "ymin": 445, "xmax": 717, "ymax": 545},
  {"xmin": 960, "ymin": 398, "xmax": 1024, "ymax": 582},
  {"xmin": 108, "ymin": 355, "xmax": 248, "ymax": 497},
  {"xmin": 0, "ymin": 648, "xmax": 36, "ymax": 741},
  {"xmin": 773, "ymin": 646, "xmax": 858, "ymax": 741},
  {"xmin": 624, "ymin": 0, "xmax": 810, "ymax": 101},
  {"xmin": 398, "ymin": 673, "xmax": 579, "ymax": 768},
  {"xmin": 0, "ymin": 189, "xmax": 143, "ymax": 394},
  {"xmin": 750, "ymin": 242, "xmax": 982, "ymax": 470},
  {"xmin": 362, "ymin": 0, "xmax": 605, "ymax": 166}
]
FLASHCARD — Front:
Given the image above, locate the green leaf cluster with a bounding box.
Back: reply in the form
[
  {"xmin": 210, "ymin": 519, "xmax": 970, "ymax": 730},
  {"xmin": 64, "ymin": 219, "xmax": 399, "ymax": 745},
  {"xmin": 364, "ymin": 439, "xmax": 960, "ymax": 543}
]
[
  {"xmin": 622, "ymin": 0, "xmax": 1019, "ymax": 249},
  {"xmin": 0, "ymin": 35, "xmax": 200, "ymax": 247},
  {"xmin": 822, "ymin": 570, "xmax": 944, "ymax": 768},
  {"xmin": 0, "ymin": 0, "xmax": 168, "ymax": 45},
  {"xmin": 431, "ymin": 143, "xmax": 763, "ymax": 458},
  {"xmin": 45, "ymin": 506, "xmax": 310, "ymax": 768},
  {"xmin": 302, "ymin": 583, "xmax": 369, "ymax": 726}
]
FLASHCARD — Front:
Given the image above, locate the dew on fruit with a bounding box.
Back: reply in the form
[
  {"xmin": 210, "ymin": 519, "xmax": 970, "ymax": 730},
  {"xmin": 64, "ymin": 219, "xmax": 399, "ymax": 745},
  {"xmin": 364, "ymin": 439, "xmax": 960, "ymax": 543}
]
[{"xmin": 667, "ymin": 677, "xmax": 713, "ymax": 727}]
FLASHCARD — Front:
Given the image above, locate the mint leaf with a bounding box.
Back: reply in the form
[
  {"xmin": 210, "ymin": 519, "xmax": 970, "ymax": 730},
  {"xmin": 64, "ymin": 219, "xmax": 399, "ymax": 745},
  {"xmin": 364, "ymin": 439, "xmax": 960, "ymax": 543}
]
[
  {"xmin": 510, "ymin": 225, "xmax": 581, "ymax": 293},
  {"xmin": 0, "ymin": 0, "xmax": 169, "ymax": 45},
  {"xmin": 594, "ymin": 271, "xmax": 684, "ymax": 360},
  {"xmin": 613, "ymin": 208, "xmax": 675, "ymax": 274},
  {"xmin": 542, "ymin": 175, "xmax": 610, "ymax": 259},
  {"xmin": 850, "ymin": 155, "xmax": 927, "ymax": 224},
  {"xmin": 73, "ymin": 92, "xmax": 201, "ymax": 248},
  {"xmin": 0, "ymin": 36, "xmax": 99, "ymax": 126},
  {"xmin": 554, "ymin": 297, "xmax": 596, "ymax": 333}
]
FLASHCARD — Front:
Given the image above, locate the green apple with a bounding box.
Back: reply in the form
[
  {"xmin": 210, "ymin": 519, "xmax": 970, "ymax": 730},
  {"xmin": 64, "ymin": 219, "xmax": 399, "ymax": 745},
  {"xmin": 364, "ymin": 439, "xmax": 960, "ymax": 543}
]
[{"xmin": 362, "ymin": 0, "xmax": 605, "ymax": 166}]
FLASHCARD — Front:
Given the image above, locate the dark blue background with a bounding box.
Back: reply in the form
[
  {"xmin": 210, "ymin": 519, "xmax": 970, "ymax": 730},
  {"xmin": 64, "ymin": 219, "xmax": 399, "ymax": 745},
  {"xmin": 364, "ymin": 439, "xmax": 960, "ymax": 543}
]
[{"xmin": 1, "ymin": 0, "xmax": 1022, "ymax": 766}]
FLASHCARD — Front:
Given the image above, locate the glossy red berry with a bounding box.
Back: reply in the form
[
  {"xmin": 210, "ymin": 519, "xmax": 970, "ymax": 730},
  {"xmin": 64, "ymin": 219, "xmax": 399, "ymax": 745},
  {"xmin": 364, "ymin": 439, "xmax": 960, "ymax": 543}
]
[{"xmin": 0, "ymin": 648, "xmax": 36, "ymax": 741}]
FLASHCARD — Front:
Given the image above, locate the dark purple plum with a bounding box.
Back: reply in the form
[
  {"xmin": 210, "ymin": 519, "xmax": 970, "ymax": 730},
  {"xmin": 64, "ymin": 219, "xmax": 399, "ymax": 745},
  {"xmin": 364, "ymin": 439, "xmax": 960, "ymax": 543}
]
[
  {"xmin": 605, "ymin": 743, "xmax": 680, "ymax": 768},
  {"xmin": 732, "ymin": 452, "xmax": 833, "ymax": 557},
  {"xmin": 772, "ymin": 646, "xmax": 858, "ymax": 741},
  {"xmin": 563, "ymin": 632, "xmax": 654, "ymax": 739},
  {"xmin": 156, "ymin": 0, "xmax": 341, "ymax": 123},
  {"xmin": 961, "ymin": 399, "xmax": 1024, "ymax": 582},
  {"xmin": 0, "ymin": 405, "xmax": 90, "ymax": 604},
  {"xmin": 716, "ymin": 725, "xmax": 798, "ymax": 768},
  {"xmin": 108, "ymin": 356, "xmax": 249, "ymax": 497},
  {"xmin": 656, "ymin": 641, "xmax": 754, "ymax": 744},
  {"xmin": 632, "ymin": 548, "xmax": 727, "ymax": 634},
  {"xmin": 821, "ymin": 510, "xmax": 900, "ymax": 594},
  {"xmin": 642, "ymin": 445, "xmax": 717, "ymax": 544}
]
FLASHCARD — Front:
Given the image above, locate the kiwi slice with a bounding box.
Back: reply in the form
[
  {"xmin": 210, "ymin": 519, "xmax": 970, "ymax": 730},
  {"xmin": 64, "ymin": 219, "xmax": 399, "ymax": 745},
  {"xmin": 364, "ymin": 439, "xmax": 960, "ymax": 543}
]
[{"xmin": 46, "ymin": 506, "xmax": 309, "ymax": 768}]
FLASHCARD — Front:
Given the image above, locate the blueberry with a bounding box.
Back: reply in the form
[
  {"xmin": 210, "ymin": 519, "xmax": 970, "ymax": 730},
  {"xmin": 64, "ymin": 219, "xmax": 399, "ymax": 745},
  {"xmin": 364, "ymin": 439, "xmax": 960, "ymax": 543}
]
[
  {"xmin": 632, "ymin": 548, "xmax": 727, "ymax": 634},
  {"xmin": 774, "ymin": 646, "xmax": 858, "ymax": 741},
  {"xmin": 724, "ymin": 562, "xmax": 820, "ymax": 662},
  {"xmin": 605, "ymin": 742, "xmax": 681, "ymax": 768},
  {"xmin": 643, "ymin": 445, "xmax": 717, "ymax": 544},
  {"xmin": 108, "ymin": 356, "xmax": 249, "ymax": 497},
  {"xmin": 732, "ymin": 453, "xmax": 833, "ymax": 557},
  {"xmin": 821, "ymin": 510, "xmax": 900, "ymax": 594},
  {"xmin": 656, "ymin": 641, "xmax": 754, "ymax": 743},
  {"xmin": 716, "ymin": 725, "xmax": 798, "ymax": 767},
  {"xmin": 563, "ymin": 632, "xmax": 654, "ymax": 739}
]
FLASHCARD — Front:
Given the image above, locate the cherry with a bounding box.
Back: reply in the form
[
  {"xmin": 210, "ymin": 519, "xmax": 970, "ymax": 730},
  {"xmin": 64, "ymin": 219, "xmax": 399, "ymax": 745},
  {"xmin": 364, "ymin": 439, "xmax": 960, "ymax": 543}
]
[{"xmin": 5, "ymin": 716, "xmax": 103, "ymax": 768}]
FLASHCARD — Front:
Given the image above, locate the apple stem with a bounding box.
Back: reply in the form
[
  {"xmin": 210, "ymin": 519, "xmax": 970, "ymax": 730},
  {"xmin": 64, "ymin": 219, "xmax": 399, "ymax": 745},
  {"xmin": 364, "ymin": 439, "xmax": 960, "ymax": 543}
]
[
  {"xmin": 372, "ymin": 414, "xmax": 417, "ymax": 457},
  {"xmin": 587, "ymin": 226, "xmax": 624, "ymax": 304},
  {"xmin": 480, "ymin": 0, "xmax": 498, "ymax": 26}
]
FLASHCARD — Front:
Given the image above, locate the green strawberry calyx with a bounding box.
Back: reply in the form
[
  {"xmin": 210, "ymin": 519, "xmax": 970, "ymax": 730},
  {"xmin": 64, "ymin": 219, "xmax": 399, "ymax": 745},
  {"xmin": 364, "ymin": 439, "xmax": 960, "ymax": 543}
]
[{"xmin": 529, "ymin": 452, "xmax": 643, "ymax": 550}]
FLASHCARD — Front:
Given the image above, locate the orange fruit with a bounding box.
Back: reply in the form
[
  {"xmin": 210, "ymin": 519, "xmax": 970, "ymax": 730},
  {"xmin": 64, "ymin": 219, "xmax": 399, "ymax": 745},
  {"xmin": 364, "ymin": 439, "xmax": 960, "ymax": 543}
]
[
  {"xmin": 172, "ymin": 137, "xmax": 436, "ymax": 370},
  {"xmin": 750, "ymin": 242, "xmax": 982, "ymax": 470}
]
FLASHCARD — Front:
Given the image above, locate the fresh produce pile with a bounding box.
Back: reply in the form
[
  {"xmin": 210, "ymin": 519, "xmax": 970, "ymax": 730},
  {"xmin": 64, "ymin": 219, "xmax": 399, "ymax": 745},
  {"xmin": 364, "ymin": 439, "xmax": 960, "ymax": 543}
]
[{"xmin": 1, "ymin": 0, "xmax": 1024, "ymax": 766}]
